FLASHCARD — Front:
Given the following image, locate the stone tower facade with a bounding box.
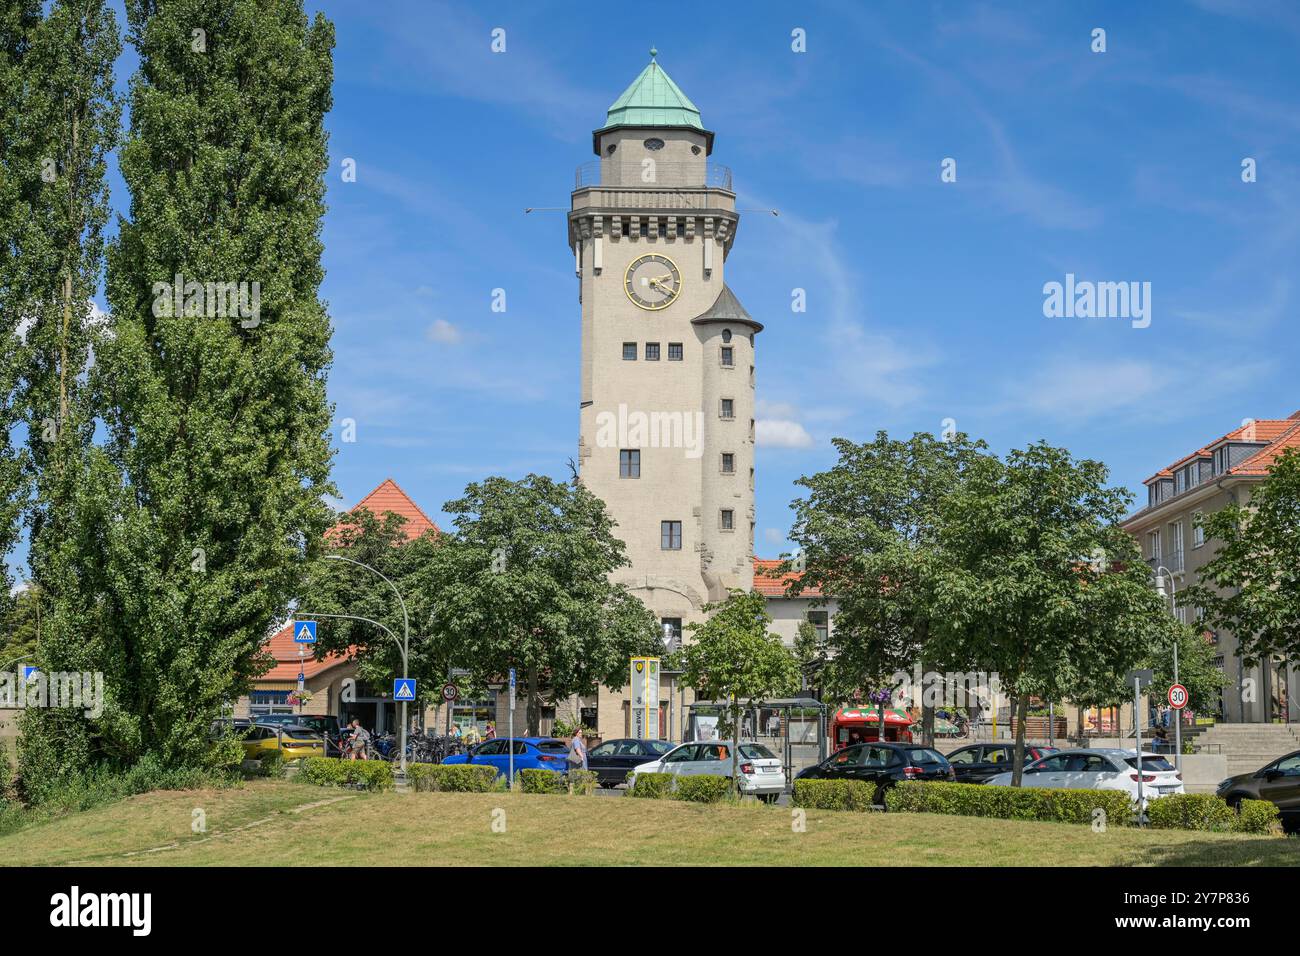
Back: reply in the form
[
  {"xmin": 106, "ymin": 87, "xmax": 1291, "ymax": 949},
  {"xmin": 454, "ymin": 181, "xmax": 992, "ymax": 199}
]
[{"xmin": 568, "ymin": 53, "xmax": 760, "ymax": 735}]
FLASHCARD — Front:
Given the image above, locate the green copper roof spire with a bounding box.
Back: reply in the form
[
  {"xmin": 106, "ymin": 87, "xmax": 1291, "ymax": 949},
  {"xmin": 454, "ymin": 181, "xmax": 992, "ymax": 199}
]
[{"xmin": 599, "ymin": 51, "xmax": 706, "ymax": 134}]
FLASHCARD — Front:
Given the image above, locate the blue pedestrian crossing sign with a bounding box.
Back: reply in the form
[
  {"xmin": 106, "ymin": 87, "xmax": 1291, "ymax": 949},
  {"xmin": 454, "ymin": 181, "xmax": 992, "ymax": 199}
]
[
  {"xmin": 293, "ymin": 621, "xmax": 317, "ymax": 644},
  {"xmin": 21, "ymin": 665, "xmax": 38, "ymax": 681},
  {"xmin": 393, "ymin": 678, "xmax": 417, "ymax": 701}
]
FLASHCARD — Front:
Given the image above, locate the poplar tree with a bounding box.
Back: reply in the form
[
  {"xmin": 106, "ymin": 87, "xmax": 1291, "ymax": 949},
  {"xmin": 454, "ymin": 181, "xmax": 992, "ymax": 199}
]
[
  {"xmin": 96, "ymin": 0, "xmax": 336, "ymax": 765},
  {"xmin": 9, "ymin": 0, "xmax": 121, "ymax": 791},
  {"xmin": 0, "ymin": 2, "xmax": 42, "ymax": 615}
]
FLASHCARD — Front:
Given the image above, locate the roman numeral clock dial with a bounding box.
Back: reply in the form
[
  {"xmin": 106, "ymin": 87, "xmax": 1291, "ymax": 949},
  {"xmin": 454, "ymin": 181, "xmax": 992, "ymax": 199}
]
[{"xmin": 624, "ymin": 253, "xmax": 682, "ymax": 310}]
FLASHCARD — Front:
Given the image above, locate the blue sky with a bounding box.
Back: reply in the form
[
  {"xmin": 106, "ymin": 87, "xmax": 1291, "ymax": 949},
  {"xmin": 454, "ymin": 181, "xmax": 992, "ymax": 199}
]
[{"xmin": 98, "ymin": 0, "xmax": 1300, "ymax": 556}]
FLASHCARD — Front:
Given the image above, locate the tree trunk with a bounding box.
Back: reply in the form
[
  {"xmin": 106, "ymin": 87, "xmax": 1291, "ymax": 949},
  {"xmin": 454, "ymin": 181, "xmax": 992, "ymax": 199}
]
[
  {"xmin": 1076, "ymin": 704, "xmax": 1086, "ymax": 747},
  {"xmin": 1011, "ymin": 691, "xmax": 1030, "ymax": 787},
  {"xmin": 921, "ymin": 704, "xmax": 934, "ymax": 747},
  {"xmin": 526, "ymin": 666, "xmax": 541, "ymax": 735}
]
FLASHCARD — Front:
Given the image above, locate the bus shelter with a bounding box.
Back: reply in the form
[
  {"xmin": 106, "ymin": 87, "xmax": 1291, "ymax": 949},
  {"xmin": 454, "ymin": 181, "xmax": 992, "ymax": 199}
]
[{"xmin": 687, "ymin": 697, "xmax": 828, "ymax": 783}]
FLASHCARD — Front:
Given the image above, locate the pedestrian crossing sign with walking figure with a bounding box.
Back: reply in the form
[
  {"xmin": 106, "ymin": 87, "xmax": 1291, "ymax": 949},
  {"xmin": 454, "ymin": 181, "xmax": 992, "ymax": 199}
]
[
  {"xmin": 293, "ymin": 621, "xmax": 317, "ymax": 644},
  {"xmin": 393, "ymin": 678, "xmax": 417, "ymax": 701}
]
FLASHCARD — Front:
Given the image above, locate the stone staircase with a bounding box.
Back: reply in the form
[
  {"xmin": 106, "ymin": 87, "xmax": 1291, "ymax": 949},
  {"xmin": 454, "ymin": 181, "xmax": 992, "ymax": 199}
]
[{"xmin": 1194, "ymin": 723, "xmax": 1300, "ymax": 776}]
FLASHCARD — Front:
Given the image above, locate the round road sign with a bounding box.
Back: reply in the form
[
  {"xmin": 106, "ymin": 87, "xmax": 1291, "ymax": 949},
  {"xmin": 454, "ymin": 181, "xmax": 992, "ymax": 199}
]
[
  {"xmin": 441, "ymin": 682, "xmax": 458, "ymax": 702},
  {"xmin": 1168, "ymin": 683, "xmax": 1189, "ymax": 710}
]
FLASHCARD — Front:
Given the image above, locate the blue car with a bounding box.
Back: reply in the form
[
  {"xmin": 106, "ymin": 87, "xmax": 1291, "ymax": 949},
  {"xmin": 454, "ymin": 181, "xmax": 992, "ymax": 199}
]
[{"xmin": 441, "ymin": 737, "xmax": 572, "ymax": 777}]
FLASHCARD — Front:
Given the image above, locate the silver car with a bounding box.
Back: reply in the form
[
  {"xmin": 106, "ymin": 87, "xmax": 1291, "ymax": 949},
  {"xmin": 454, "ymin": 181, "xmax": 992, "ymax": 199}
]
[{"xmin": 628, "ymin": 740, "xmax": 786, "ymax": 799}]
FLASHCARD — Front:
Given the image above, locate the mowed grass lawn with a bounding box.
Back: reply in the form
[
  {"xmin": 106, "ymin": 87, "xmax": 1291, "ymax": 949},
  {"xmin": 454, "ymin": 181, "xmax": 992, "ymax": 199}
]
[{"xmin": 2, "ymin": 779, "xmax": 1297, "ymax": 867}]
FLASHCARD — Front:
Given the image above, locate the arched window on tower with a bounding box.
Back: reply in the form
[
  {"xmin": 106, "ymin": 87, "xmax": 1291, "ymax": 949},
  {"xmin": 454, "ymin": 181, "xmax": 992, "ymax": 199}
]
[{"xmin": 722, "ymin": 329, "xmax": 732, "ymax": 343}]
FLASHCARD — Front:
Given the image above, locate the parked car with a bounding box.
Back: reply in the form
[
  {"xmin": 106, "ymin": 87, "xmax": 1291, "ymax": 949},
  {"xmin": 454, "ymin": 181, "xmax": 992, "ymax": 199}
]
[
  {"xmin": 440, "ymin": 737, "xmax": 571, "ymax": 778},
  {"xmin": 238, "ymin": 723, "xmax": 325, "ymax": 762},
  {"xmin": 1215, "ymin": 749, "xmax": 1300, "ymax": 834},
  {"xmin": 985, "ymin": 748, "xmax": 1183, "ymax": 806},
  {"xmin": 946, "ymin": 743, "xmax": 1059, "ymax": 784},
  {"xmin": 256, "ymin": 715, "xmax": 346, "ymax": 755},
  {"xmin": 628, "ymin": 740, "xmax": 786, "ymax": 801},
  {"xmin": 585, "ymin": 738, "xmax": 676, "ymax": 788},
  {"xmin": 795, "ymin": 742, "xmax": 954, "ymax": 805}
]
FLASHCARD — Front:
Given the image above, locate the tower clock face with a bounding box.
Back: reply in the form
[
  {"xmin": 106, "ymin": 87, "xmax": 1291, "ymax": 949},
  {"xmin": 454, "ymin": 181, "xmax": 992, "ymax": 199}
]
[{"xmin": 624, "ymin": 253, "xmax": 682, "ymax": 311}]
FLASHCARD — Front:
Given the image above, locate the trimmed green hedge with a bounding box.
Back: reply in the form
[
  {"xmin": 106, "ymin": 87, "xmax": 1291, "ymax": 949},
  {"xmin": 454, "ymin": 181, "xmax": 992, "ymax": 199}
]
[
  {"xmin": 1235, "ymin": 799, "xmax": 1282, "ymax": 835},
  {"xmin": 885, "ymin": 781, "xmax": 1134, "ymax": 826},
  {"xmin": 1147, "ymin": 793, "xmax": 1236, "ymax": 832},
  {"xmin": 674, "ymin": 775, "xmax": 731, "ymax": 804},
  {"xmin": 406, "ymin": 763, "xmax": 499, "ymax": 793},
  {"xmin": 792, "ymin": 779, "xmax": 876, "ymax": 812},
  {"xmin": 627, "ymin": 772, "xmax": 675, "ymax": 799},
  {"xmin": 299, "ymin": 757, "xmax": 394, "ymax": 791},
  {"xmin": 519, "ymin": 769, "xmax": 567, "ymax": 794},
  {"xmin": 516, "ymin": 768, "xmax": 599, "ymax": 795}
]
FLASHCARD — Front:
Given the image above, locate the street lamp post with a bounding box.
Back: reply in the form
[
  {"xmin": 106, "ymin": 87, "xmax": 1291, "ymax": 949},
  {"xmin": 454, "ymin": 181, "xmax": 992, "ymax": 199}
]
[
  {"xmin": 1154, "ymin": 566, "xmax": 1181, "ymax": 773},
  {"xmin": 319, "ymin": 554, "xmax": 412, "ymax": 784}
]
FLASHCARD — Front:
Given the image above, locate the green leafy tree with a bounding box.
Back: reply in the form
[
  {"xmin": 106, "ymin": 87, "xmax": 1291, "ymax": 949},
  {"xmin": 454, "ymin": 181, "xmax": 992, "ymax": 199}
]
[
  {"xmin": 784, "ymin": 431, "xmax": 989, "ymax": 742},
  {"xmin": 1182, "ymin": 449, "xmax": 1300, "ymax": 666},
  {"xmin": 9, "ymin": 0, "xmax": 121, "ymax": 786},
  {"xmin": 1148, "ymin": 624, "xmax": 1226, "ymax": 720},
  {"xmin": 0, "ymin": 1, "xmax": 43, "ymax": 621},
  {"xmin": 298, "ymin": 507, "xmax": 445, "ymax": 703},
  {"xmin": 85, "ymin": 0, "xmax": 337, "ymax": 767},
  {"xmin": 681, "ymin": 589, "xmax": 800, "ymax": 793},
  {"xmin": 930, "ymin": 442, "xmax": 1171, "ymax": 785},
  {"xmin": 424, "ymin": 473, "xmax": 662, "ymax": 734}
]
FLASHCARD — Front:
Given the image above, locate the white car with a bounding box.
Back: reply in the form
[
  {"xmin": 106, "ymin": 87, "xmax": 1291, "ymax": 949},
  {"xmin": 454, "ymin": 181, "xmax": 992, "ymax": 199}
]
[
  {"xmin": 985, "ymin": 747, "xmax": 1184, "ymax": 806},
  {"xmin": 627, "ymin": 740, "xmax": 786, "ymax": 801}
]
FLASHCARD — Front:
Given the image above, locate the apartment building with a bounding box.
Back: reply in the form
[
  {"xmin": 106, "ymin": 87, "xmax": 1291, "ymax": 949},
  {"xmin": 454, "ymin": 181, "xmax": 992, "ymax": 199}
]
[{"xmin": 1122, "ymin": 412, "xmax": 1300, "ymax": 723}]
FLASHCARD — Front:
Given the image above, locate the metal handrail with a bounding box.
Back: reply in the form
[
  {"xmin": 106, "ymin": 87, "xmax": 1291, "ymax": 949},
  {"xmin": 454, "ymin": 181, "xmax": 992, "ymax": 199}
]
[{"xmin": 574, "ymin": 160, "xmax": 733, "ymax": 191}]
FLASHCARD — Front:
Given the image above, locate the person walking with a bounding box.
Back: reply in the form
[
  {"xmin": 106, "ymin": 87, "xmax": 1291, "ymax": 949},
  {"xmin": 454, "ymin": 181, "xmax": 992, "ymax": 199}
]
[
  {"xmin": 484, "ymin": 721, "xmax": 497, "ymax": 740},
  {"xmin": 566, "ymin": 727, "xmax": 587, "ymax": 791}
]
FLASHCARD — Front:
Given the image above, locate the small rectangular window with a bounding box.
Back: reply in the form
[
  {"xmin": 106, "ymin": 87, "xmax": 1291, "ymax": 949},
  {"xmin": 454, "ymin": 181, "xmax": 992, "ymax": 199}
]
[
  {"xmin": 720, "ymin": 398, "xmax": 734, "ymax": 420},
  {"xmin": 1193, "ymin": 512, "xmax": 1204, "ymax": 548},
  {"xmin": 619, "ymin": 449, "xmax": 640, "ymax": 479},
  {"xmin": 661, "ymin": 520, "xmax": 682, "ymax": 550},
  {"xmin": 721, "ymin": 452, "xmax": 735, "ymax": 474},
  {"xmin": 622, "ymin": 342, "xmax": 637, "ymax": 361},
  {"xmin": 667, "ymin": 343, "xmax": 683, "ymax": 361},
  {"xmin": 720, "ymin": 509, "xmax": 734, "ymax": 531},
  {"xmin": 720, "ymin": 346, "xmax": 734, "ymax": 367},
  {"xmin": 645, "ymin": 342, "xmax": 660, "ymax": 361}
]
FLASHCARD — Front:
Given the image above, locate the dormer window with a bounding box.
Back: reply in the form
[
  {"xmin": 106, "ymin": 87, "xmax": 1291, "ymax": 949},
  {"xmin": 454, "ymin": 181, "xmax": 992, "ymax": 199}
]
[{"xmin": 643, "ymin": 137, "xmax": 664, "ymax": 151}]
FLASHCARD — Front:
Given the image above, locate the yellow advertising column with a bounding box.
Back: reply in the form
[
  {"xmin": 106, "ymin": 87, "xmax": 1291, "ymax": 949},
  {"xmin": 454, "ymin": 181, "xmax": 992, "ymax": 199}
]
[{"xmin": 630, "ymin": 657, "xmax": 661, "ymax": 739}]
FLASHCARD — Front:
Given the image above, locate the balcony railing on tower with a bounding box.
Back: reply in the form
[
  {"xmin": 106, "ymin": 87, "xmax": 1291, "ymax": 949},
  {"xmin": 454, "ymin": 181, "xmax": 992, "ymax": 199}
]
[{"xmin": 574, "ymin": 160, "xmax": 733, "ymax": 191}]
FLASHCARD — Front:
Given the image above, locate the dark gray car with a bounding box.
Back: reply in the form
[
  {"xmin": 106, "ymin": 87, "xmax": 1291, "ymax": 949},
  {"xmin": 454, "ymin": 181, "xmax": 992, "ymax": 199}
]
[{"xmin": 1215, "ymin": 749, "xmax": 1300, "ymax": 833}]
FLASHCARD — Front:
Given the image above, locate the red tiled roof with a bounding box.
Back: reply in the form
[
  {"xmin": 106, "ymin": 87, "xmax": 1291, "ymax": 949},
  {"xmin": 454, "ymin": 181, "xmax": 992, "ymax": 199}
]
[
  {"xmin": 753, "ymin": 558, "xmax": 823, "ymax": 597},
  {"xmin": 1144, "ymin": 412, "xmax": 1300, "ymax": 484},
  {"xmin": 1231, "ymin": 420, "xmax": 1300, "ymax": 476},
  {"xmin": 347, "ymin": 478, "xmax": 439, "ymax": 540},
  {"xmin": 260, "ymin": 621, "xmax": 354, "ymax": 680},
  {"xmin": 257, "ymin": 479, "xmax": 438, "ymax": 685}
]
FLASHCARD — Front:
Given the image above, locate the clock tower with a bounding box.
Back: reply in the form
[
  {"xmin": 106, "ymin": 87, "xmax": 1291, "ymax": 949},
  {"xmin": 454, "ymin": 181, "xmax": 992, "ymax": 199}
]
[{"xmin": 569, "ymin": 51, "xmax": 760, "ymax": 730}]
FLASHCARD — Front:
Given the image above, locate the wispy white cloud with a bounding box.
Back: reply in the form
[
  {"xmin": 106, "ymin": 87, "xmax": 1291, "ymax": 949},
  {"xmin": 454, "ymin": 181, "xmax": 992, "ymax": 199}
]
[
  {"xmin": 426, "ymin": 319, "xmax": 463, "ymax": 345},
  {"xmin": 757, "ymin": 418, "xmax": 815, "ymax": 449}
]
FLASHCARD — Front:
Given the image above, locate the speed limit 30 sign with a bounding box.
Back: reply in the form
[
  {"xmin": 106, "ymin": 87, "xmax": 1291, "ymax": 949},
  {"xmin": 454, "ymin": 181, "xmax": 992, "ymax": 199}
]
[{"xmin": 1168, "ymin": 683, "xmax": 1189, "ymax": 710}]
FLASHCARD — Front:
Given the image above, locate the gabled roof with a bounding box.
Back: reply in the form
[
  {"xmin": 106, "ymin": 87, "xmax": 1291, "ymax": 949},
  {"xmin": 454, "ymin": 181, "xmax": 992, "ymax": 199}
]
[
  {"xmin": 1144, "ymin": 412, "xmax": 1300, "ymax": 484},
  {"xmin": 348, "ymin": 478, "xmax": 439, "ymax": 540},
  {"xmin": 259, "ymin": 622, "xmax": 353, "ymax": 681},
  {"xmin": 692, "ymin": 285, "xmax": 763, "ymax": 333},
  {"xmin": 257, "ymin": 479, "xmax": 439, "ymax": 686},
  {"xmin": 753, "ymin": 558, "xmax": 823, "ymax": 598}
]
